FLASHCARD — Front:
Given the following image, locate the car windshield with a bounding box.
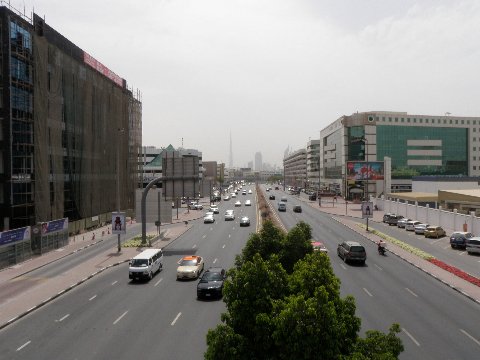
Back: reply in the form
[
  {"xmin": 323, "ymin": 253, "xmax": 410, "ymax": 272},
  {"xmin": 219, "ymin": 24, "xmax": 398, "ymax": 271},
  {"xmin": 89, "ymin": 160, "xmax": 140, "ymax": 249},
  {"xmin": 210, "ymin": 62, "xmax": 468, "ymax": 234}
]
[
  {"xmin": 350, "ymin": 246, "xmax": 365, "ymax": 252},
  {"xmin": 201, "ymin": 272, "xmax": 223, "ymax": 282},
  {"xmin": 130, "ymin": 259, "xmax": 148, "ymax": 267},
  {"xmin": 180, "ymin": 259, "xmax": 197, "ymax": 266}
]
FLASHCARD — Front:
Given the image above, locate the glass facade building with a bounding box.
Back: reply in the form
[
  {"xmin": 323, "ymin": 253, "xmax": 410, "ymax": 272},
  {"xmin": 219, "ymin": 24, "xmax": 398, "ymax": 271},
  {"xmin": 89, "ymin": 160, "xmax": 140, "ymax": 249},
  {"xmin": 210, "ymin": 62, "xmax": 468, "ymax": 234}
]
[{"xmin": 320, "ymin": 111, "xmax": 478, "ymax": 198}]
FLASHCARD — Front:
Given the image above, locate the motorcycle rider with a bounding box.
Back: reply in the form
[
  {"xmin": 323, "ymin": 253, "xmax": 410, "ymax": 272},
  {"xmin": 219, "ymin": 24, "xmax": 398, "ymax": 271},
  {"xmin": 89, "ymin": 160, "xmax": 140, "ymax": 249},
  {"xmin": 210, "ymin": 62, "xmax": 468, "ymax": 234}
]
[{"xmin": 377, "ymin": 239, "xmax": 386, "ymax": 254}]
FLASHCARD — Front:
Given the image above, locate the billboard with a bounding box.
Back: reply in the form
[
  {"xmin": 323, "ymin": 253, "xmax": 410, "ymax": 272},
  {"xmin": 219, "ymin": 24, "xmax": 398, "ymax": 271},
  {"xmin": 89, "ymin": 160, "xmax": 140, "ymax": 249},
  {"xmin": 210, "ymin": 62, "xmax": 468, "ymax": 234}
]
[
  {"xmin": 361, "ymin": 201, "xmax": 374, "ymax": 219},
  {"xmin": 346, "ymin": 161, "xmax": 384, "ymax": 181},
  {"xmin": 112, "ymin": 212, "xmax": 127, "ymax": 234}
]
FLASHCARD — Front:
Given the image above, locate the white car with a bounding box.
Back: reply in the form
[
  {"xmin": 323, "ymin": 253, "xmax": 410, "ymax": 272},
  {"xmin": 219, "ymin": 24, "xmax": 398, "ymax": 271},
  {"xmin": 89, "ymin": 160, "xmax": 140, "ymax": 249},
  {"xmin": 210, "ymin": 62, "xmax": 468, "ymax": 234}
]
[
  {"xmin": 223, "ymin": 195, "xmax": 230, "ymax": 201},
  {"xmin": 397, "ymin": 218, "xmax": 411, "ymax": 228},
  {"xmin": 231, "ymin": 193, "xmax": 237, "ymax": 198},
  {"xmin": 209, "ymin": 205, "xmax": 219, "ymax": 214},
  {"xmin": 245, "ymin": 200, "xmax": 251, "ymax": 206},
  {"xmin": 414, "ymin": 223, "xmax": 429, "ymax": 234},
  {"xmin": 248, "ymin": 190, "xmax": 252, "ymax": 194},
  {"xmin": 176, "ymin": 255, "xmax": 204, "ymax": 280},
  {"xmin": 405, "ymin": 220, "xmax": 421, "ymax": 231},
  {"xmin": 225, "ymin": 210, "xmax": 235, "ymax": 221},
  {"xmin": 235, "ymin": 200, "xmax": 242, "ymax": 207},
  {"xmin": 204, "ymin": 214, "xmax": 215, "ymax": 223}
]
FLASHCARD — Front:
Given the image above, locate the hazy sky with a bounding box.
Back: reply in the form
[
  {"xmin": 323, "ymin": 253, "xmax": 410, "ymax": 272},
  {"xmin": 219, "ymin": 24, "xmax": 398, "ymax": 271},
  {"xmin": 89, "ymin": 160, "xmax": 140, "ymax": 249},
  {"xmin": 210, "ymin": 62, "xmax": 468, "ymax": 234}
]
[{"xmin": 19, "ymin": 0, "xmax": 480, "ymax": 168}]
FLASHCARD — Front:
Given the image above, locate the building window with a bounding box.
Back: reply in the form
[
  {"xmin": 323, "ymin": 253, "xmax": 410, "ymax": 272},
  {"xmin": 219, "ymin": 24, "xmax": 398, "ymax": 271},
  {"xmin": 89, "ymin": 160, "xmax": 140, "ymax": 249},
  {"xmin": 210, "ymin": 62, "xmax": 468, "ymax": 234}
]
[
  {"xmin": 450, "ymin": 120, "xmax": 453, "ymax": 124},
  {"xmin": 407, "ymin": 118, "xmax": 410, "ymax": 123},
  {"xmin": 474, "ymin": 137, "xmax": 477, "ymax": 142},
  {"xmin": 382, "ymin": 117, "xmax": 385, "ymax": 121},
  {"xmin": 474, "ymin": 120, "xmax": 477, "ymax": 125},
  {"xmin": 474, "ymin": 166, "xmax": 477, "ymax": 170},
  {"xmin": 474, "ymin": 157, "xmax": 477, "ymax": 161},
  {"xmin": 395, "ymin": 118, "xmax": 398, "ymax": 122},
  {"xmin": 401, "ymin": 118, "xmax": 404, "ymax": 122},
  {"xmin": 388, "ymin": 117, "xmax": 392, "ymax": 122},
  {"xmin": 455, "ymin": 120, "xmax": 459, "ymax": 125},
  {"xmin": 443, "ymin": 119, "xmax": 447, "ymax": 124},
  {"xmin": 461, "ymin": 120, "xmax": 465, "ymax": 125},
  {"xmin": 413, "ymin": 118, "xmax": 416, "ymax": 123},
  {"xmin": 474, "ymin": 128, "xmax": 477, "ymax": 132},
  {"xmin": 426, "ymin": 119, "xmax": 429, "ymax": 123},
  {"xmin": 419, "ymin": 119, "xmax": 423, "ymax": 123},
  {"xmin": 467, "ymin": 120, "xmax": 470, "ymax": 125},
  {"xmin": 474, "ymin": 147, "xmax": 477, "ymax": 151}
]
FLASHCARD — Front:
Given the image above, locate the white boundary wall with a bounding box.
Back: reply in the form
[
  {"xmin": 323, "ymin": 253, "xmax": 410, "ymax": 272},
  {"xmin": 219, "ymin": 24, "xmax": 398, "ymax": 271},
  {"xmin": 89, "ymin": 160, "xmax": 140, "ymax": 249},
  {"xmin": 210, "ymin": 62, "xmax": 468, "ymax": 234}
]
[{"xmin": 375, "ymin": 197, "xmax": 480, "ymax": 234}]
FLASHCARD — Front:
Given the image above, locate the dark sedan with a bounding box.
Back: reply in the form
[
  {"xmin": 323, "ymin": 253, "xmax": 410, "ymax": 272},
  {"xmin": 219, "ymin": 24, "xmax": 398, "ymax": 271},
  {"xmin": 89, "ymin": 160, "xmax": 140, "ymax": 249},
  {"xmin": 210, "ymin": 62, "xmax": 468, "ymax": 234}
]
[
  {"xmin": 269, "ymin": 194, "xmax": 275, "ymax": 200},
  {"xmin": 197, "ymin": 268, "xmax": 226, "ymax": 299},
  {"xmin": 293, "ymin": 205, "xmax": 302, "ymax": 213}
]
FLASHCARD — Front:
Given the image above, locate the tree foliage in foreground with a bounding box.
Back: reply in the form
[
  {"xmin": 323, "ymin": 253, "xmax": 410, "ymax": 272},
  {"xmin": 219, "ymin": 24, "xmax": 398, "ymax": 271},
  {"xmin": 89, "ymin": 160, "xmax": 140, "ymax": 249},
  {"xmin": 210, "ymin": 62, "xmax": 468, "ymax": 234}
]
[{"xmin": 205, "ymin": 221, "xmax": 404, "ymax": 359}]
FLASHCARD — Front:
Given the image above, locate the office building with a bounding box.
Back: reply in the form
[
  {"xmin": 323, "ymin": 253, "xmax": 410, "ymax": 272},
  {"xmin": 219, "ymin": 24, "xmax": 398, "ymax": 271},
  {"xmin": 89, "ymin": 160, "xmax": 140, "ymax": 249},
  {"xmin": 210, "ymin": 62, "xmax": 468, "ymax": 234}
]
[
  {"xmin": 306, "ymin": 139, "xmax": 320, "ymax": 190},
  {"xmin": 284, "ymin": 149, "xmax": 307, "ymax": 188},
  {"xmin": 320, "ymin": 111, "xmax": 478, "ymax": 199},
  {"xmin": 254, "ymin": 152, "xmax": 263, "ymax": 171}
]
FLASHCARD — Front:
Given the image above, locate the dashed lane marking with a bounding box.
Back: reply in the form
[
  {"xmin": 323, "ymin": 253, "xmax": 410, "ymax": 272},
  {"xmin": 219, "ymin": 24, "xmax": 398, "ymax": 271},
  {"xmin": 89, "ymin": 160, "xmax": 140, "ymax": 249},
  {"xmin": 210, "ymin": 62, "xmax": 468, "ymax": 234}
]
[
  {"xmin": 374, "ymin": 263, "xmax": 383, "ymax": 271},
  {"xmin": 56, "ymin": 314, "xmax": 70, "ymax": 322},
  {"xmin": 111, "ymin": 281, "xmax": 118, "ymax": 286},
  {"xmin": 89, "ymin": 295, "xmax": 97, "ymax": 301},
  {"xmin": 402, "ymin": 328, "xmax": 420, "ymax": 346},
  {"xmin": 405, "ymin": 288, "xmax": 418, "ymax": 297},
  {"xmin": 192, "ymin": 244, "xmax": 197, "ymax": 249},
  {"xmin": 340, "ymin": 263, "xmax": 346, "ymax": 270},
  {"xmin": 460, "ymin": 329, "xmax": 480, "ymax": 347},
  {"xmin": 113, "ymin": 311, "xmax": 128, "ymax": 325},
  {"xmin": 202, "ymin": 235, "xmax": 206, "ymax": 239},
  {"xmin": 213, "ymin": 258, "xmax": 218, "ymax": 264},
  {"xmin": 171, "ymin": 312, "xmax": 182, "ymax": 326},
  {"xmin": 16, "ymin": 341, "xmax": 31, "ymax": 351},
  {"xmin": 222, "ymin": 244, "xmax": 226, "ymax": 249},
  {"xmin": 363, "ymin": 288, "xmax": 373, "ymax": 297},
  {"xmin": 154, "ymin": 278, "xmax": 163, "ymax": 287}
]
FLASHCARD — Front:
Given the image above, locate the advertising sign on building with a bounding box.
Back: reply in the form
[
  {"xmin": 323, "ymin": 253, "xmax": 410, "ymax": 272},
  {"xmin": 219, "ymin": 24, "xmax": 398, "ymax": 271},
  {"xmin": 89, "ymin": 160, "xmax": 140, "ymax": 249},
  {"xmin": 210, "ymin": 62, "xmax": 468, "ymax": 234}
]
[
  {"xmin": 0, "ymin": 227, "xmax": 31, "ymax": 247},
  {"xmin": 41, "ymin": 218, "xmax": 69, "ymax": 234},
  {"xmin": 112, "ymin": 212, "xmax": 126, "ymax": 234},
  {"xmin": 346, "ymin": 161, "xmax": 385, "ymax": 181}
]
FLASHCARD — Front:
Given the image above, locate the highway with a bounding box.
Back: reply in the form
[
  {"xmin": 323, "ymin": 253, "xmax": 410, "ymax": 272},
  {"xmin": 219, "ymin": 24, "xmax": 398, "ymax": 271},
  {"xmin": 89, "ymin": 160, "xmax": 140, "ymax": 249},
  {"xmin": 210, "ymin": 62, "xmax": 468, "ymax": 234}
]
[
  {"xmin": 265, "ymin": 186, "xmax": 480, "ymax": 359},
  {"xmin": 1, "ymin": 187, "xmax": 257, "ymax": 360},
  {"xmin": 2, "ymin": 184, "xmax": 480, "ymax": 359}
]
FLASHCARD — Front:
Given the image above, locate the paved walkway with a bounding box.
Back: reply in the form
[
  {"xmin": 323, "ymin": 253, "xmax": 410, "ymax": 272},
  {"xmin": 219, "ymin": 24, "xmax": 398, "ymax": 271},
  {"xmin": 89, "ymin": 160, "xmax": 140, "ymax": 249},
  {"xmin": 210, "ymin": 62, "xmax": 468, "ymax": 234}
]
[
  {"xmin": 0, "ymin": 206, "xmax": 204, "ymax": 329},
  {"xmin": 296, "ymin": 193, "xmax": 480, "ymax": 304}
]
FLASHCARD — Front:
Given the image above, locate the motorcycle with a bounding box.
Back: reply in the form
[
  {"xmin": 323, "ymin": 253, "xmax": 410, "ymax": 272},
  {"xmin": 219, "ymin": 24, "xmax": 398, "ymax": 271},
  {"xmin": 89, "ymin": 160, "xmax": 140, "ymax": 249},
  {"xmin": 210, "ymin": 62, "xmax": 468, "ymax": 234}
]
[{"xmin": 378, "ymin": 245, "xmax": 386, "ymax": 255}]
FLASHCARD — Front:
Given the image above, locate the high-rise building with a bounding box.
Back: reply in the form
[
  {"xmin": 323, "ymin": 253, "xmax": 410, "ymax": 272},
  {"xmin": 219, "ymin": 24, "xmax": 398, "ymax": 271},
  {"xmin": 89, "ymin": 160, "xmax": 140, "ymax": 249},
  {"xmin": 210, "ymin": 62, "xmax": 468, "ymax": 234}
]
[
  {"xmin": 255, "ymin": 152, "xmax": 263, "ymax": 171},
  {"xmin": 0, "ymin": 6, "xmax": 142, "ymax": 230}
]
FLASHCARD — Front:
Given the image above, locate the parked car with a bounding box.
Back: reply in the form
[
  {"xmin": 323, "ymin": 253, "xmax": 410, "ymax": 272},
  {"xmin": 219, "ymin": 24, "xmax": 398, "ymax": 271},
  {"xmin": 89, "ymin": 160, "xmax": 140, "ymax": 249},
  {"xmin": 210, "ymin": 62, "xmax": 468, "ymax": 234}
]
[
  {"xmin": 397, "ymin": 218, "xmax": 412, "ymax": 228},
  {"xmin": 293, "ymin": 205, "xmax": 302, "ymax": 213},
  {"xmin": 424, "ymin": 226, "xmax": 446, "ymax": 239},
  {"xmin": 383, "ymin": 213, "xmax": 393, "ymax": 223},
  {"xmin": 466, "ymin": 237, "xmax": 480, "ymax": 255},
  {"xmin": 449, "ymin": 231, "xmax": 473, "ymax": 249},
  {"xmin": 405, "ymin": 220, "xmax": 421, "ymax": 231},
  {"xmin": 337, "ymin": 241, "xmax": 366, "ymax": 265},
  {"xmin": 387, "ymin": 215, "xmax": 404, "ymax": 226},
  {"xmin": 308, "ymin": 194, "xmax": 317, "ymax": 201},
  {"xmin": 414, "ymin": 223, "xmax": 429, "ymax": 235},
  {"xmin": 197, "ymin": 267, "xmax": 226, "ymax": 299},
  {"xmin": 240, "ymin": 216, "xmax": 250, "ymax": 226}
]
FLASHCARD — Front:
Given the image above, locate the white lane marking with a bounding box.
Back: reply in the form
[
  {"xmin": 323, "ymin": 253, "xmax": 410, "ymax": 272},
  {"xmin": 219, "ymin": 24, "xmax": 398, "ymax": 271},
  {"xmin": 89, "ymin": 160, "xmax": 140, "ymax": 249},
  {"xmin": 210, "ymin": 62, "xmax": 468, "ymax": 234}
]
[
  {"xmin": 210, "ymin": 227, "xmax": 213, "ymax": 231},
  {"xmin": 232, "ymin": 227, "xmax": 235, "ymax": 230},
  {"xmin": 431, "ymin": 238, "xmax": 443, "ymax": 244},
  {"xmin": 113, "ymin": 311, "xmax": 128, "ymax": 325},
  {"xmin": 460, "ymin": 329, "xmax": 480, "ymax": 347},
  {"xmin": 202, "ymin": 235, "xmax": 206, "ymax": 239},
  {"xmin": 340, "ymin": 263, "xmax": 346, "ymax": 270},
  {"xmin": 222, "ymin": 244, "xmax": 226, "ymax": 249},
  {"xmin": 171, "ymin": 312, "xmax": 182, "ymax": 326},
  {"xmin": 89, "ymin": 295, "xmax": 97, "ymax": 301},
  {"xmin": 16, "ymin": 341, "xmax": 31, "ymax": 351},
  {"xmin": 405, "ymin": 288, "xmax": 418, "ymax": 297},
  {"xmin": 192, "ymin": 244, "xmax": 197, "ymax": 249},
  {"xmin": 363, "ymin": 288, "xmax": 373, "ymax": 297},
  {"xmin": 154, "ymin": 278, "xmax": 163, "ymax": 287},
  {"xmin": 374, "ymin": 263, "xmax": 383, "ymax": 271},
  {"xmin": 111, "ymin": 281, "xmax": 118, "ymax": 286},
  {"xmin": 443, "ymin": 245, "xmax": 450, "ymax": 249},
  {"xmin": 228, "ymin": 234, "xmax": 231, "ymax": 238},
  {"xmin": 57, "ymin": 314, "xmax": 70, "ymax": 322},
  {"xmin": 213, "ymin": 258, "xmax": 218, "ymax": 264},
  {"xmin": 402, "ymin": 328, "xmax": 420, "ymax": 346},
  {"xmin": 459, "ymin": 251, "xmax": 466, "ymax": 256}
]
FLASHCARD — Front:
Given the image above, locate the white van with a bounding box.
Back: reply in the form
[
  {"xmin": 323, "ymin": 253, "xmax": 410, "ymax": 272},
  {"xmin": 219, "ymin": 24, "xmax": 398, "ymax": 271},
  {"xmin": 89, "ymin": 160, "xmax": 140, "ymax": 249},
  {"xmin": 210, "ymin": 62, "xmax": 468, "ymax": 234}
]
[{"xmin": 129, "ymin": 248, "xmax": 163, "ymax": 281}]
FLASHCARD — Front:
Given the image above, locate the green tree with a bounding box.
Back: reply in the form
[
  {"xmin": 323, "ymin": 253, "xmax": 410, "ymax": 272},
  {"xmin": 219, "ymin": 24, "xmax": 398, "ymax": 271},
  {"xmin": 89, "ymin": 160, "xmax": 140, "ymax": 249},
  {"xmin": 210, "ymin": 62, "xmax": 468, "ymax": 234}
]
[
  {"xmin": 280, "ymin": 221, "xmax": 313, "ymax": 273},
  {"xmin": 236, "ymin": 221, "xmax": 284, "ymax": 267},
  {"xmin": 205, "ymin": 223, "xmax": 403, "ymax": 360}
]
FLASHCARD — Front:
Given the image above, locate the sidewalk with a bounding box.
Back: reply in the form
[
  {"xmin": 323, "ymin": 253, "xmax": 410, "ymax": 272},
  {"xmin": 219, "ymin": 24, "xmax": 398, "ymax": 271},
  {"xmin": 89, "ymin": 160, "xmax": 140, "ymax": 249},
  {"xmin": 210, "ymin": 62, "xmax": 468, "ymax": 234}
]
[
  {"xmin": 296, "ymin": 193, "xmax": 480, "ymax": 303},
  {"xmin": 0, "ymin": 207, "xmax": 204, "ymax": 329}
]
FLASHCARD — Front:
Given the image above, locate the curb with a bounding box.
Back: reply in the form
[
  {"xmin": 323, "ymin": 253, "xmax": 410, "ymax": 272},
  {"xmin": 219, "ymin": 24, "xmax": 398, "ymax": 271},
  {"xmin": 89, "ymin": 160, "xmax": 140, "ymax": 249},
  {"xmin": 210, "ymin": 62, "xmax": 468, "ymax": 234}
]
[{"xmin": 332, "ymin": 217, "xmax": 480, "ymax": 305}]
